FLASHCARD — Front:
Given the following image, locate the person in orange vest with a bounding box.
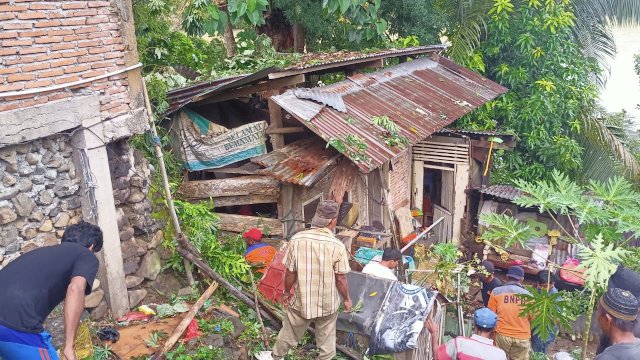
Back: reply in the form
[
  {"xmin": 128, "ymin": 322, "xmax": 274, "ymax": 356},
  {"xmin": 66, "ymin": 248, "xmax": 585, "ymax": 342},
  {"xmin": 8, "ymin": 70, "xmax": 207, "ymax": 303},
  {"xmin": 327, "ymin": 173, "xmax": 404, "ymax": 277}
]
[
  {"xmin": 243, "ymin": 228, "xmax": 276, "ymax": 273},
  {"xmin": 488, "ymin": 266, "xmax": 532, "ymax": 360}
]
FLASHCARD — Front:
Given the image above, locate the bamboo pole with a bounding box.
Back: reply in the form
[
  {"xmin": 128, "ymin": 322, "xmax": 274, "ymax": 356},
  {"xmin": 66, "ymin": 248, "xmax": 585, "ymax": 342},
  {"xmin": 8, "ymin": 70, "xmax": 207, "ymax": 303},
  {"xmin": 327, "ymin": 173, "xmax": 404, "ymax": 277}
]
[
  {"xmin": 379, "ymin": 167, "xmax": 406, "ymax": 282},
  {"xmin": 141, "ymin": 80, "xmax": 194, "ymax": 285},
  {"xmin": 249, "ymin": 273, "xmax": 270, "ymax": 347},
  {"xmin": 151, "ymin": 282, "xmax": 219, "ymax": 359}
]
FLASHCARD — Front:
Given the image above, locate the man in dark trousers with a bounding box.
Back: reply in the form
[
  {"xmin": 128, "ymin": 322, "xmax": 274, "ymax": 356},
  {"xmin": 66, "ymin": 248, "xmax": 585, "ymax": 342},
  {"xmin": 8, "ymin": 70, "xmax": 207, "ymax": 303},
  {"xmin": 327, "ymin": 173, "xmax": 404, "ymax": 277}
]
[
  {"xmin": 479, "ymin": 260, "xmax": 502, "ymax": 307},
  {"xmin": 0, "ymin": 221, "xmax": 103, "ymax": 360}
]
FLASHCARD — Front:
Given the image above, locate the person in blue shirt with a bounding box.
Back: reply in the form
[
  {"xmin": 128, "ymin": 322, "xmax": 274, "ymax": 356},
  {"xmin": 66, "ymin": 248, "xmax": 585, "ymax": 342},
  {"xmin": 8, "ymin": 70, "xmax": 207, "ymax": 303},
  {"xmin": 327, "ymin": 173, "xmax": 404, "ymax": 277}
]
[{"xmin": 531, "ymin": 270, "xmax": 560, "ymax": 354}]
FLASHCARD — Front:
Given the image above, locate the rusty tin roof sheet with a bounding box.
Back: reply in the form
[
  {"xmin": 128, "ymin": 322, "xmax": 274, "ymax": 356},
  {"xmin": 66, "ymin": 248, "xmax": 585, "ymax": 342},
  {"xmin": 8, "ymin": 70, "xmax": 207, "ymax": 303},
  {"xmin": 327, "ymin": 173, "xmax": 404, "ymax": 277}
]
[
  {"xmin": 480, "ymin": 185, "xmax": 523, "ymax": 201},
  {"xmin": 271, "ymin": 55, "xmax": 508, "ymax": 172},
  {"xmin": 251, "ymin": 138, "xmax": 340, "ymax": 186}
]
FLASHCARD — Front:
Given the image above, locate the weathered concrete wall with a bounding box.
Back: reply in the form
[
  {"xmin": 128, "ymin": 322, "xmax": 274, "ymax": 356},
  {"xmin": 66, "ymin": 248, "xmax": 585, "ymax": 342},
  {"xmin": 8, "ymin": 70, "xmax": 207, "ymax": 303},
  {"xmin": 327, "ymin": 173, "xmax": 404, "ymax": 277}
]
[{"xmin": 0, "ymin": 135, "xmax": 82, "ymax": 265}]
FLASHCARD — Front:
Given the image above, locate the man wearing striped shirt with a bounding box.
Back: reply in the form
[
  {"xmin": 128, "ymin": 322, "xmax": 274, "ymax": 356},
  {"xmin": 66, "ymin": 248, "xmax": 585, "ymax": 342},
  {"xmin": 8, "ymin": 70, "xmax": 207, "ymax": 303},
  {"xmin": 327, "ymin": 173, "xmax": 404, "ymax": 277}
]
[{"xmin": 272, "ymin": 200, "xmax": 352, "ymax": 360}]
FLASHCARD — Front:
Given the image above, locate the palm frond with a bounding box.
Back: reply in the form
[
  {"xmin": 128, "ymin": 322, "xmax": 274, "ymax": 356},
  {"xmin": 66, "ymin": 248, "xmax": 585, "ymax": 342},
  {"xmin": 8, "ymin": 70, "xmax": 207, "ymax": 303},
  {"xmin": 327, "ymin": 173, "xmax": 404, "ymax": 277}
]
[{"xmin": 442, "ymin": 0, "xmax": 492, "ymax": 64}]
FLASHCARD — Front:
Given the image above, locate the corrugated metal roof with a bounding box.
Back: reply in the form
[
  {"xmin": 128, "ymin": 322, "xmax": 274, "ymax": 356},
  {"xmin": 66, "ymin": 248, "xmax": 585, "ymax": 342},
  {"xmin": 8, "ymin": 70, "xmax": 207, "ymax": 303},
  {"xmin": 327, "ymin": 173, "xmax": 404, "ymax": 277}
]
[
  {"xmin": 251, "ymin": 138, "xmax": 340, "ymax": 186},
  {"xmin": 271, "ymin": 55, "xmax": 508, "ymax": 172},
  {"xmin": 480, "ymin": 185, "xmax": 523, "ymax": 201},
  {"xmin": 164, "ymin": 67, "xmax": 276, "ymax": 116}
]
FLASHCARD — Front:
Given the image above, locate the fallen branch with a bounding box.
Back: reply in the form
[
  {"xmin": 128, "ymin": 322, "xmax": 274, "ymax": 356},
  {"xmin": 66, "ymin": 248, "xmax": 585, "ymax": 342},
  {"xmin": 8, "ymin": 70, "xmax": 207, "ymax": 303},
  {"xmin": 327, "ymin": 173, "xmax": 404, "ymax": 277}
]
[{"xmin": 150, "ymin": 282, "xmax": 219, "ymax": 359}]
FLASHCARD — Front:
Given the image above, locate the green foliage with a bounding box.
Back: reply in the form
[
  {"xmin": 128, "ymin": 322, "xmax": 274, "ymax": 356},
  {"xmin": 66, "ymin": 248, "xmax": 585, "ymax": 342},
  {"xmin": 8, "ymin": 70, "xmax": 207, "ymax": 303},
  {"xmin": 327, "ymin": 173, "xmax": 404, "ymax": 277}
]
[
  {"xmin": 166, "ymin": 343, "xmax": 224, "ymax": 360},
  {"xmin": 518, "ymin": 287, "xmax": 571, "ymax": 342},
  {"xmin": 145, "ymin": 330, "xmax": 168, "ymax": 348},
  {"xmin": 182, "ymin": 0, "xmax": 269, "ymax": 38},
  {"xmin": 174, "ymin": 200, "xmax": 251, "ymax": 280},
  {"xmin": 479, "ymin": 213, "xmax": 538, "ymax": 247},
  {"xmin": 457, "ymin": 0, "xmax": 600, "ymax": 183},
  {"xmin": 91, "ymin": 345, "xmax": 114, "ymax": 360},
  {"xmin": 328, "ymin": 134, "xmax": 370, "ymax": 163},
  {"xmin": 371, "ymin": 115, "xmax": 410, "ymax": 148},
  {"xmin": 222, "ymin": 29, "xmax": 298, "ymax": 73},
  {"xmin": 578, "ymin": 234, "xmax": 630, "ymax": 290},
  {"xmin": 426, "ymin": 243, "xmax": 475, "ymax": 297},
  {"xmin": 380, "ymin": 0, "xmax": 448, "ymax": 45},
  {"xmin": 322, "ymin": 0, "xmax": 388, "ymax": 44},
  {"xmin": 198, "ymin": 318, "xmax": 235, "ymax": 336}
]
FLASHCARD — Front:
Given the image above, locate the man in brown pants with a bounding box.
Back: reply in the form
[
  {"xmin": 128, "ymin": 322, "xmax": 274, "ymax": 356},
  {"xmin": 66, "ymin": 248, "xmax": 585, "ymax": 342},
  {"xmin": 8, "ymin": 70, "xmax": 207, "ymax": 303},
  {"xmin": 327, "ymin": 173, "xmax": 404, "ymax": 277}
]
[{"xmin": 271, "ymin": 200, "xmax": 352, "ymax": 360}]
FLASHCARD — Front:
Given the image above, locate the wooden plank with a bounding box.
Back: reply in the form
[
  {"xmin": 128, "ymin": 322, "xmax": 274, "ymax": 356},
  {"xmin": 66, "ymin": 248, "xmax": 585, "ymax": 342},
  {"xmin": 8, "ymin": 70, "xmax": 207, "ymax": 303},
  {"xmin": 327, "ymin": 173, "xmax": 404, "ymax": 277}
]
[
  {"xmin": 414, "ymin": 155, "xmax": 467, "ymax": 164},
  {"xmin": 471, "ymin": 139, "xmax": 514, "ymax": 150},
  {"xmin": 111, "ymin": 315, "xmax": 185, "ymax": 359},
  {"xmin": 268, "ymin": 97, "xmax": 285, "ymax": 150},
  {"xmin": 205, "ymin": 168, "xmax": 257, "ymax": 175},
  {"xmin": 178, "ymin": 176, "xmax": 279, "ymax": 200},
  {"xmin": 265, "ymin": 126, "xmax": 305, "ymax": 135},
  {"xmin": 209, "ymin": 193, "xmax": 279, "ymax": 207},
  {"xmin": 412, "ymin": 161, "xmax": 424, "ymax": 211},
  {"xmin": 195, "ymin": 75, "xmax": 305, "ymax": 104},
  {"xmin": 423, "ymin": 164, "xmax": 455, "ymax": 172},
  {"xmin": 451, "ymin": 164, "xmax": 469, "ymax": 245},
  {"xmin": 217, "ymin": 213, "xmax": 283, "ymax": 236}
]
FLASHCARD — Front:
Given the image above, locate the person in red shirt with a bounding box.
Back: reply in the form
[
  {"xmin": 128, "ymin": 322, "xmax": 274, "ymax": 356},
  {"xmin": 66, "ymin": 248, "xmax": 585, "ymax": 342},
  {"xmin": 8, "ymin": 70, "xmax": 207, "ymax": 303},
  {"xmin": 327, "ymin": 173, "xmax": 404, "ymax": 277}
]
[{"xmin": 425, "ymin": 307, "xmax": 507, "ymax": 360}]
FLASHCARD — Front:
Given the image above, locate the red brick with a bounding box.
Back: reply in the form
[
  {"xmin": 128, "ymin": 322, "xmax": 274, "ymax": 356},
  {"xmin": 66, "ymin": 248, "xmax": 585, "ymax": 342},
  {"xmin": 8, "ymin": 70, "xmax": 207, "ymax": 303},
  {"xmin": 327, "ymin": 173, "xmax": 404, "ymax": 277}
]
[
  {"xmin": 30, "ymin": 3, "xmax": 57, "ymax": 10},
  {"xmin": 61, "ymin": 49, "xmax": 87, "ymax": 58},
  {"xmin": 81, "ymin": 69, "xmax": 105, "ymax": 78},
  {"xmin": 19, "ymin": 46, "xmax": 46, "ymax": 54},
  {"xmin": 77, "ymin": 40, "xmax": 100, "ymax": 48},
  {"xmin": 61, "ymin": 3, "xmax": 86, "ymax": 10},
  {"xmin": 7, "ymin": 73, "xmax": 35, "ymax": 82},
  {"xmin": 91, "ymin": 82, "xmax": 109, "ymax": 90},
  {"xmin": 17, "ymin": 11, "xmax": 48, "ymax": 20},
  {"xmin": 24, "ymin": 79, "xmax": 53, "ymax": 89},
  {"xmin": 48, "ymin": 12, "xmax": 69, "ymax": 19},
  {"xmin": 0, "ymin": 102, "xmax": 21, "ymax": 112},
  {"xmin": 103, "ymin": 52, "xmax": 122, "ymax": 60},
  {"xmin": 63, "ymin": 64, "xmax": 90, "ymax": 74},
  {"xmin": 35, "ymin": 36, "xmax": 62, "ymax": 44},
  {"xmin": 86, "ymin": 16, "xmax": 108, "ymax": 24},
  {"xmin": 73, "ymin": 9, "xmax": 97, "ymax": 16},
  {"xmin": 102, "ymin": 37, "xmax": 122, "ymax": 45},
  {"xmin": 2, "ymin": 39, "xmax": 33, "ymax": 46},
  {"xmin": 97, "ymin": 8, "xmax": 111, "ymax": 15},
  {"xmin": 88, "ymin": 1, "xmax": 110, "ymax": 8},
  {"xmin": 54, "ymin": 75, "xmax": 79, "ymax": 84},
  {"xmin": 112, "ymin": 44, "xmax": 125, "ymax": 52},
  {"xmin": 0, "ymin": 67, "xmax": 19, "ymax": 75},
  {"xmin": 78, "ymin": 55, "xmax": 102, "ymax": 63},
  {"xmin": 22, "ymin": 62, "xmax": 50, "ymax": 71},
  {"xmin": 0, "ymin": 48, "xmax": 17, "ymax": 56},
  {"xmin": 48, "ymin": 29, "xmax": 73, "ymax": 36},
  {"xmin": 62, "ymin": 34, "xmax": 88, "ymax": 42},
  {"xmin": 107, "ymin": 104, "xmax": 130, "ymax": 114},
  {"xmin": 0, "ymin": 31, "xmax": 18, "ymax": 39},
  {"xmin": 51, "ymin": 42, "xmax": 75, "ymax": 50},
  {"xmin": 20, "ymin": 29, "xmax": 46, "ymax": 37},
  {"xmin": 88, "ymin": 47, "xmax": 110, "ymax": 54},
  {"xmin": 99, "ymin": 23, "xmax": 119, "ymax": 31},
  {"xmin": 50, "ymin": 58, "xmax": 76, "ymax": 67},
  {"xmin": 0, "ymin": 83, "xmax": 23, "ymax": 92},
  {"xmin": 38, "ymin": 68, "xmax": 64, "ymax": 78},
  {"xmin": 0, "ymin": 5, "xmax": 28, "ymax": 12},
  {"xmin": 74, "ymin": 26, "xmax": 100, "ymax": 34},
  {"xmin": 105, "ymin": 86, "xmax": 126, "ymax": 95},
  {"xmin": 60, "ymin": 18, "xmax": 84, "ymax": 26},
  {"xmin": 25, "ymin": 96, "xmax": 49, "ymax": 106},
  {"xmin": 90, "ymin": 61, "xmax": 114, "ymax": 69},
  {"xmin": 34, "ymin": 20, "xmax": 61, "ymax": 28},
  {"xmin": 3, "ymin": 22, "xmax": 33, "ymax": 30},
  {"xmin": 0, "ymin": 13, "xmax": 14, "ymax": 20},
  {"xmin": 48, "ymin": 92, "xmax": 71, "ymax": 101}
]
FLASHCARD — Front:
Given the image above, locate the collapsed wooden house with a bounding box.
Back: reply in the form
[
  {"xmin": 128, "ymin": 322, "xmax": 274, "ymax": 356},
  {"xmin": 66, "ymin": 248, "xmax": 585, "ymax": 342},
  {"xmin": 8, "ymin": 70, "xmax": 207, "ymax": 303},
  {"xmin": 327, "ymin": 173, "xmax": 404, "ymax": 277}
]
[{"xmin": 164, "ymin": 46, "xmax": 509, "ymax": 247}]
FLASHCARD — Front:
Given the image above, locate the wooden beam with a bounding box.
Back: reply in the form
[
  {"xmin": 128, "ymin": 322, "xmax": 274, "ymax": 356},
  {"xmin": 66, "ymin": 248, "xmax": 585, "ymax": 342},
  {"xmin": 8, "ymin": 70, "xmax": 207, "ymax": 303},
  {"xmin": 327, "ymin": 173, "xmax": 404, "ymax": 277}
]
[
  {"xmin": 217, "ymin": 213, "xmax": 283, "ymax": 236},
  {"xmin": 470, "ymin": 139, "xmax": 515, "ymax": 150},
  {"xmin": 208, "ymin": 193, "xmax": 279, "ymax": 207},
  {"xmin": 205, "ymin": 168, "xmax": 257, "ymax": 176},
  {"xmin": 195, "ymin": 74, "xmax": 305, "ymax": 105},
  {"xmin": 424, "ymin": 164, "xmax": 455, "ymax": 172},
  {"xmin": 265, "ymin": 126, "xmax": 305, "ymax": 135},
  {"xmin": 179, "ymin": 176, "xmax": 280, "ymax": 200},
  {"xmin": 268, "ymin": 97, "xmax": 285, "ymax": 150}
]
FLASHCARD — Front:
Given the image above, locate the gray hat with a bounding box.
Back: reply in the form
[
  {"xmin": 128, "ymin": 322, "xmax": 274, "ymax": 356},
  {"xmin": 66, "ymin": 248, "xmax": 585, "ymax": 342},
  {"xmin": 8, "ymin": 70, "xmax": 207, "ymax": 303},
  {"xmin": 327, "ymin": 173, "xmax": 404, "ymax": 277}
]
[{"xmin": 311, "ymin": 200, "xmax": 339, "ymax": 227}]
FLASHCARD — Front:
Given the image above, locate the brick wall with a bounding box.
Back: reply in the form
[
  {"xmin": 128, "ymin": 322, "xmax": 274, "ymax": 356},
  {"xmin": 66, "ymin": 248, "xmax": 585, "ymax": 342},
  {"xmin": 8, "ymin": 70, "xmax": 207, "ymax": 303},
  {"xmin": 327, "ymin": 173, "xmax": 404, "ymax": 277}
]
[
  {"xmin": 0, "ymin": 0, "xmax": 142, "ymax": 120},
  {"xmin": 389, "ymin": 150, "xmax": 410, "ymax": 211}
]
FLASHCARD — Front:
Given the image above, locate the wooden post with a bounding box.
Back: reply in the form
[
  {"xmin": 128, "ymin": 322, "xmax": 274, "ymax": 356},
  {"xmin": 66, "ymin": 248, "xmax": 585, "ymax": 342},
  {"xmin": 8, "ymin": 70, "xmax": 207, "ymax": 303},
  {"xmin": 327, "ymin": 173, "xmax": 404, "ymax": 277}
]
[
  {"xmin": 141, "ymin": 81, "xmax": 194, "ymax": 285},
  {"xmin": 267, "ymin": 98, "xmax": 285, "ymax": 150},
  {"xmin": 451, "ymin": 164, "xmax": 470, "ymax": 245},
  {"xmin": 412, "ymin": 160, "xmax": 424, "ymax": 211},
  {"xmin": 151, "ymin": 282, "xmax": 219, "ymax": 359},
  {"xmin": 73, "ymin": 116, "xmax": 130, "ymax": 317},
  {"xmin": 379, "ymin": 167, "xmax": 406, "ymax": 282}
]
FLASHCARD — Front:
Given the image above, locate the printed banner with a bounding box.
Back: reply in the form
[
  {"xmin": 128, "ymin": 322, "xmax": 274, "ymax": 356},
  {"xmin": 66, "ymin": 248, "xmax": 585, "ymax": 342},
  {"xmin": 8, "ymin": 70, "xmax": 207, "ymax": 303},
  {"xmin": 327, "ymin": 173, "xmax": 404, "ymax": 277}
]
[{"xmin": 176, "ymin": 109, "xmax": 267, "ymax": 171}]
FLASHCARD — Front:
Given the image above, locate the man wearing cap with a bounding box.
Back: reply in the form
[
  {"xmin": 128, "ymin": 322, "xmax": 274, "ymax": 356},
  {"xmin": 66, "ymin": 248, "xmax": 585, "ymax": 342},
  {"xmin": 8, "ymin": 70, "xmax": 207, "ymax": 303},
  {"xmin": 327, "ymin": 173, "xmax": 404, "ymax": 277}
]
[
  {"xmin": 597, "ymin": 266, "xmax": 640, "ymax": 354},
  {"xmin": 243, "ymin": 227, "xmax": 276, "ymax": 273},
  {"xmin": 479, "ymin": 260, "xmax": 503, "ymax": 307},
  {"xmin": 595, "ymin": 287, "xmax": 640, "ymax": 359},
  {"xmin": 362, "ymin": 248, "xmax": 402, "ymax": 281},
  {"xmin": 488, "ymin": 266, "xmax": 532, "ymax": 360},
  {"xmin": 271, "ymin": 200, "xmax": 352, "ymax": 360},
  {"xmin": 425, "ymin": 307, "xmax": 507, "ymax": 360}
]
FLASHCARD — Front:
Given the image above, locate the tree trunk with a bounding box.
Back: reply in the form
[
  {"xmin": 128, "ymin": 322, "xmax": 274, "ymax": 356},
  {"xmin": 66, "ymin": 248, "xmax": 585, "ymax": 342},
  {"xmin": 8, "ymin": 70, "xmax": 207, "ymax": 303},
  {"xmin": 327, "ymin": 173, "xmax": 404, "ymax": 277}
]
[
  {"xmin": 293, "ymin": 22, "xmax": 305, "ymax": 53},
  {"xmin": 582, "ymin": 291, "xmax": 597, "ymax": 360},
  {"xmin": 217, "ymin": 213, "xmax": 283, "ymax": 236},
  {"xmin": 223, "ymin": 8, "xmax": 235, "ymax": 57},
  {"xmin": 178, "ymin": 176, "xmax": 280, "ymax": 200}
]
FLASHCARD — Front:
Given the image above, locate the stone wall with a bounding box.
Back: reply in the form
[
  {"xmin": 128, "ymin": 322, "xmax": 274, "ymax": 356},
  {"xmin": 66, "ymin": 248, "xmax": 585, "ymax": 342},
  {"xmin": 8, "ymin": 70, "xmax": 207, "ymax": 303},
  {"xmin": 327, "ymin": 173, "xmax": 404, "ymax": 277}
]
[
  {"xmin": 0, "ymin": 135, "xmax": 82, "ymax": 265},
  {"xmin": 104, "ymin": 139, "xmax": 164, "ymax": 312}
]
